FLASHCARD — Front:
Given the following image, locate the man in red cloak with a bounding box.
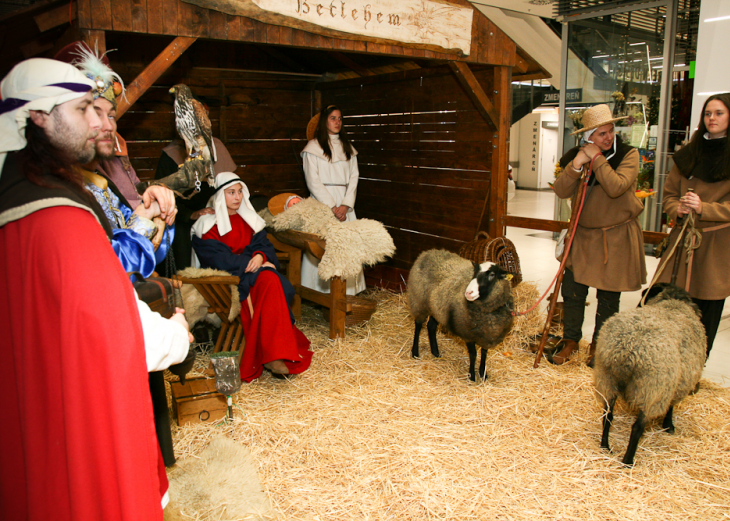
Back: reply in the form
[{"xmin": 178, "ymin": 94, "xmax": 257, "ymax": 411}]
[{"xmin": 0, "ymin": 59, "xmax": 166, "ymax": 520}]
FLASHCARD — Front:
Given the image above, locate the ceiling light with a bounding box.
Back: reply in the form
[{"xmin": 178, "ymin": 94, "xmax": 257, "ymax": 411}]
[{"xmin": 705, "ymin": 15, "xmax": 730, "ymax": 23}]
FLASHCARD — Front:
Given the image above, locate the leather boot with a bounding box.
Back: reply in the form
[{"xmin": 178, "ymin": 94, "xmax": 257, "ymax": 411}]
[
  {"xmin": 586, "ymin": 341, "xmax": 597, "ymax": 368},
  {"xmin": 549, "ymin": 339, "xmax": 579, "ymax": 365}
]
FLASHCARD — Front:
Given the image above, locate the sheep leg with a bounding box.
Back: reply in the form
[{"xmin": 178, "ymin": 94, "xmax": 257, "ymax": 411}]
[
  {"xmin": 467, "ymin": 342, "xmax": 477, "ymax": 382},
  {"xmin": 662, "ymin": 406, "xmax": 675, "ymax": 434},
  {"xmin": 622, "ymin": 411, "xmax": 647, "ymax": 467},
  {"xmin": 411, "ymin": 320, "xmax": 423, "ymax": 358},
  {"xmin": 427, "ymin": 316, "xmax": 440, "ymax": 358},
  {"xmin": 478, "ymin": 347, "xmax": 488, "ymax": 380},
  {"xmin": 600, "ymin": 398, "xmax": 615, "ymax": 451}
]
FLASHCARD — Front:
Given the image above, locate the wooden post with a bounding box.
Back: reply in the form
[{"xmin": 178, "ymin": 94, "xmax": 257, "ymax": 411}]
[
  {"xmin": 218, "ymin": 81, "xmax": 227, "ymax": 142},
  {"xmin": 81, "ymin": 29, "xmax": 105, "ymax": 56},
  {"xmin": 116, "ymin": 36, "xmax": 197, "ymax": 118},
  {"xmin": 488, "ymin": 65, "xmax": 511, "ymax": 239},
  {"xmin": 329, "ymin": 276, "xmax": 347, "ymax": 339},
  {"xmin": 313, "ymin": 89, "xmax": 322, "ymax": 116}
]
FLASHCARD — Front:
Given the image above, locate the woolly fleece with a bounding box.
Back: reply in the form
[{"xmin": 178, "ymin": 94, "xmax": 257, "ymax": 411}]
[
  {"xmin": 269, "ymin": 197, "xmax": 395, "ymax": 281},
  {"xmin": 177, "ymin": 267, "xmax": 241, "ymax": 324}
]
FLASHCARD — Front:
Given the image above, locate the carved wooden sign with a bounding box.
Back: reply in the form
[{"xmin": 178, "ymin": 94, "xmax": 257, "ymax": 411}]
[{"xmin": 182, "ymin": 0, "xmax": 474, "ymax": 55}]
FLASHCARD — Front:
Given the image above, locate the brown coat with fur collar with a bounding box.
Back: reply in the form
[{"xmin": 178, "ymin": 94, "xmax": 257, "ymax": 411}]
[
  {"xmin": 656, "ymin": 165, "xmax": 730, "ymax": 299},
  {"xmin": 553, "ymin": 149, "xmax": 647, "ymax": 292}
]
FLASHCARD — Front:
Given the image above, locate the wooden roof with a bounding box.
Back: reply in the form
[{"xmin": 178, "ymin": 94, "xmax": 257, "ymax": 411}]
[{"xmin": 0, "ymin": 0, "xmax": 549, "ymax": 80}]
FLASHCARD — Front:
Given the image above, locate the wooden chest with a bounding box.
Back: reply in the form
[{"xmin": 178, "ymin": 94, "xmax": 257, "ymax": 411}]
[{"xmin": 170, "ymin": 377, "xmax": 227, "ymax": 426}]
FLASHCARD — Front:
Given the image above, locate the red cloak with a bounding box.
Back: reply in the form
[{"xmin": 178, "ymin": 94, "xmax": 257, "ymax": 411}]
[{"xmin": 0, "ymin": 207, "xmax": 163, "ymax": 520}]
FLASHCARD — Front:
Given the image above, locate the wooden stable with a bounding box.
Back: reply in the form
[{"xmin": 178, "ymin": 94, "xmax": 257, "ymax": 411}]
[{"xmin": 0, "ymin": 0, "xmax": 549, "ymax": 291}]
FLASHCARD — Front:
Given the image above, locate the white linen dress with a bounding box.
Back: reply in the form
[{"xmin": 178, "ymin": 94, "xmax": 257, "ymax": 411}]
[{"xmin": 301, "ymin": 134, "xmax": 367, "ymax": 295}]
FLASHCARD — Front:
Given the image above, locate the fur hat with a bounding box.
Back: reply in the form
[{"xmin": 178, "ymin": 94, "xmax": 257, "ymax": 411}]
[
  {"xmin": 54, "ymin": 41, "xmax": 124, "ymax": 108},
  {"xmin": 571, "ymin": 104, "xmax": 625, "ymax": 135},
  {"xmin": 268, "ymin": 192, "xmax": 302, "ymax": 216}
]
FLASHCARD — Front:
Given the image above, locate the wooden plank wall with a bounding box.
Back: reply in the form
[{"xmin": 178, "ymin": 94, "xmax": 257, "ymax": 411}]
[
  {"xmin": 113, "ymin": 63, "xmax": 315, "ymax": 197},
  {"xmin": 77, "ymin": 0, "xmax": 516, "ymax": 67},
  {"xmin": 320, "ymin": 66, "xmax": 496, "ymax": 276}
]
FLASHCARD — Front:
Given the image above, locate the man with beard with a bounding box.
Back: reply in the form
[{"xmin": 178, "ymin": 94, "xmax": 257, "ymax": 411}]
[
  {"xmin": 55, "ymin": 41, "xmax": 178, "ymax": 278},
  {"xmin": 0, "ymin": 58, "xmax": 171, "ymax": 520}
]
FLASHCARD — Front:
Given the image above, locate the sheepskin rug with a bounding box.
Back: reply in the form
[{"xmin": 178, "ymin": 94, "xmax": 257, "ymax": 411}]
[
  {"xmin": 268, "ymin": 197, "xmax": 395, "ymax": 281},
  {"xmin": 176, "ymin": 267, "xmax": 241, "ymax": 326},
  {"xmin": 166, "ymin": 436, "xmax": 272, "ymax": 520}
]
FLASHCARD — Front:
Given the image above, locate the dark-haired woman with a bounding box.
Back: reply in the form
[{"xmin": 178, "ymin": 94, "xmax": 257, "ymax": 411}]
[
  {"xmin": 300, "ymin": 105, "xmax": 366, "ymax": 294},
  {"xmin": 656, "ymin": 93, "xmax": 730, "ymax": 358}
]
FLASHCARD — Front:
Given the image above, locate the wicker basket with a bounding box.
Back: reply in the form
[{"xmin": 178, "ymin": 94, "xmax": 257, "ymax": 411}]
[
  {"xmin": 459, "ymin": 233, "xmax": 522, "ymax": 287},
  {"xmin": 458, "ymin": 231, "xmax": 492, "ymax": 263},
  {"xmin": 322, "ymin": 295, "xmax": 377, "ymax": 327}
]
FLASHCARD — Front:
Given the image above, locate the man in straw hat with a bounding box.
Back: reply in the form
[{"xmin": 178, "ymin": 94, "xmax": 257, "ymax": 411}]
[
  {"xmin": 551, "ymin": 103, "xmax": 646, "ymax": 366},
  {"xmin": 0, "ymin": 58, "xmax": 170, "ymax": 520}
]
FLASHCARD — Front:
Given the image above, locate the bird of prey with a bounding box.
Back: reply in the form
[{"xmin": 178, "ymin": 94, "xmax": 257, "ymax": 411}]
[{"xmin": 169, "ymin": 84, "xmax": 217, "ymax": 189}]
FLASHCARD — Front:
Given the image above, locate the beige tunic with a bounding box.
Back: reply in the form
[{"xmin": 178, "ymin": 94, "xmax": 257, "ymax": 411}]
[
  {"xmin": 655, "ymin": 165, "xmax": 730, "ymax": 300},
  {"xmin": 553, "ymin": 149, "xmax": 647, "ymax": 292}
]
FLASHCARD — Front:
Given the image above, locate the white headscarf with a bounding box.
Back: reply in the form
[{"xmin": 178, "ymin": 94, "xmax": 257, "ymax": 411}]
[
  {"xmin": 0, "ymin": 58, "xmax": 96, "ymax": 177},
  {"xmin": 584, "ymin": 125, "xmax": 618, "ymax": 161},
  {"xmin": 192, "ymin": 172, "xmax": 266, "ymax": 238}
]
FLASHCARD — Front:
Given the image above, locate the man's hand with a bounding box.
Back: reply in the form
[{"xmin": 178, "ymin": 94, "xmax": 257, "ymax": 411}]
[
  {"xmin": 170, "ymin": 307, "xmax": 194, "ymax": 343},
  {"xmin": 143, "ymin": 185, "xmax": 177, "ymax": 225},
  {"xmin": 245, "ymin": 253, "xmax": 264, "ymax": 273},
  {"xmin": 133, "ymin": 199, "xmax": 161, "ymax": 220}
]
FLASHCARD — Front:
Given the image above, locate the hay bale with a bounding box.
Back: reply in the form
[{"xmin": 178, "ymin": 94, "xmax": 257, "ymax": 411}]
[{"xmin": 167, "ymin": 436, "xmax": 273, "ymax": 520}]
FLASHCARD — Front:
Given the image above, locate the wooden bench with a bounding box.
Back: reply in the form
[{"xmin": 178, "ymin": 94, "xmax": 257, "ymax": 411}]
[{"xmin": 268, "ymin": 229, "xmax": 351, "ymax": 339}]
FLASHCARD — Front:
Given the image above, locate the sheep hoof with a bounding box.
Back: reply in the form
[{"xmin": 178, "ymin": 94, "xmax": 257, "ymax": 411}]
[
  {"xmin": 664, "ymin": 426, "xmax": 675, "ymax": 434},
  {"xmin": 468, "ymin": 373, "xmax": 476, "ymax": 382},
  {"xmin": 600, "ymin": 443, "xmax": 611, "ymax": 452}
]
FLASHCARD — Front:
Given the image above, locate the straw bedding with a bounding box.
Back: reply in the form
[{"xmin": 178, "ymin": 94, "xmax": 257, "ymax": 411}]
[{"xmin": 168, "ymin": 282, "xmax": 730, "ymax": 520}]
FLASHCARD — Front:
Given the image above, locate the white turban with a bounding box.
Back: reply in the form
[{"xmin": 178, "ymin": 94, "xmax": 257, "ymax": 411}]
[
  {"xmin": 0, "ymin": 58, "xmax": 96, "ymax": 177},
  {"xmin": 192, "ymin": 172, "xmax": 266, "ymax": 239}
]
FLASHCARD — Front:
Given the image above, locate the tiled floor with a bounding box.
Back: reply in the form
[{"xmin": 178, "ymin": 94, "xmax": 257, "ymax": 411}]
[{"xmin": 507, "ymin": 189, "xmax": 730, "ymax": 387}]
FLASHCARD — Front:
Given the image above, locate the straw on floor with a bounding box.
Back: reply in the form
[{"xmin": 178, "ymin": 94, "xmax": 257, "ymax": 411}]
[{"xmin": 168, "ymin": 283, "xmax": 730, "ymax": 520}]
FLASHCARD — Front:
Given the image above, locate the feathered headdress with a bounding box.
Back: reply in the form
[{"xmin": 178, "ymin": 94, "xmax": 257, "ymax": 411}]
[{"xmin": 55, "ymin": 41, "xmax": 124, "ymax": 108}]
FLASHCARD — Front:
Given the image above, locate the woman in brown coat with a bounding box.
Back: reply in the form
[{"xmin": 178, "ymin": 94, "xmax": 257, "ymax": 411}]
[
  {"xmin": 655, "ymin": 92, "xmax": 730, "ymax": 357},
  {"xmin": 551, "ymin": 104, "xmax": 647, "ymax": 365}
]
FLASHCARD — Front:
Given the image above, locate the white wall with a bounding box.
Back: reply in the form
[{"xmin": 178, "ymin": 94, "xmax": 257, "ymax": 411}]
[{"xmin": 690, "ymin": 0, "xmax": 730, "ymax": 134}]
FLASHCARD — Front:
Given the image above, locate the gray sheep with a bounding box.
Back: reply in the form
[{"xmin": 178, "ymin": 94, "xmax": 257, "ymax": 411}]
[
  {"xmin": 407, "ymin": 249, "xmax": 514, "ymax": 382},
  {"xmin": 594, "ymin": 283, "xmax": 706, "ymax": 466}
]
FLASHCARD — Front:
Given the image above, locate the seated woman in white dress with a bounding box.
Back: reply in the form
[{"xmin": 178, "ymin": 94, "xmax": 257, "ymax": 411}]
[{"xmin": 300, "ymin": 105, "xmax": 366, "ymax": 295}]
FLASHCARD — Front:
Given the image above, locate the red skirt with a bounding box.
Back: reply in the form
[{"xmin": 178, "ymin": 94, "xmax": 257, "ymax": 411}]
[{"xmin": 239, "ymin": 270, "xmax": 312, "ymax": 382}]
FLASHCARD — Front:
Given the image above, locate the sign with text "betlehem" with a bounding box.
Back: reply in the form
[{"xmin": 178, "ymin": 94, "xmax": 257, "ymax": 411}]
[{"xmin": 181, "ymin": 0, "xmax": 474, "ymax": 55}]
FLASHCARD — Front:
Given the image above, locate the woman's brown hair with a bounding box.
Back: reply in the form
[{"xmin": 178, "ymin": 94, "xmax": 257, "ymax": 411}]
[{"xmin": 315, "ymin": 105, "xmax": 355, "ymax": 162}]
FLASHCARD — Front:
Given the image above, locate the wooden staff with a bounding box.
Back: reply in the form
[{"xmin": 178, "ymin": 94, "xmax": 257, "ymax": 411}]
[
  {"xmin": 670, "ymin": 188, "xmax": 694, "ymax": 286},
  {"xmin": 533, "ymin": 153, "xmax": 600, "ymax": 368}
]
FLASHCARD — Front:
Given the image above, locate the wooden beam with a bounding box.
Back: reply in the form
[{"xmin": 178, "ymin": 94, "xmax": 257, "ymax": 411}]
[
  {"xmin": 512, "ymin": 72, "xmax": 550, "ymax": 82},
  {"xmin": 513, "ymin": 53, "xmax": 529, "ymax": 74},
  {"xmin": 504, "ymin": 216, "xmax": 668, "ymax": 244},
  {"xmin": 448, "ymin": 61, "xmax": 499, "ymax": 130},
  {"xmin": 81, "ymin": 29, "xmax": 105, "ymax": 56},
  {"xmin": 258, "ymin": 45, "xmax": 307, "ymax": 73},
  {"xmin": 117, "ymin": 36, "xmax": 197, "ymax": 118},
  {"xmin": 487, "ymin": 65, "xmax": 511, "ymax": 238},
  {"xmin": 329, "ymin": 51, "xmax": 373, "ymax": 77},
  {"xmin": 34, "ymin": 1, "xmax": 76, "ymax": 32}
]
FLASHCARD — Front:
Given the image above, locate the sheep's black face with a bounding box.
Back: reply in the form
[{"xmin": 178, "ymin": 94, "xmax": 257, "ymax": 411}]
[{"xmin": 465, "ymin": 262, "xmax": 509, "ymax": 301}]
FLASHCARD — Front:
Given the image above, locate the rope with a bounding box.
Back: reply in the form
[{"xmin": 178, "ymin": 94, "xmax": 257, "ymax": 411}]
[
  {"xmin": 639, "ymin": 210, "xmax": 701, "ymax": 306},
  {"xmin": 512, "ymin": 153, "xmax": 601, "ymax": 316}
]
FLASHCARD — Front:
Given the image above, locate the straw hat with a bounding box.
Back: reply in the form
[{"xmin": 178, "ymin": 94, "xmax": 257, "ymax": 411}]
[
  {"xmin": 570, "ymin": 104, "xmax": 625, "ymax": 135},
  {"xmin": 268, "ymin": 192, "xmax": 302, "ymax": 216},
  {"xmin": 306, "ymin": 113, "xmax": 320, "ymax": 141},
  {"xmin": 306, "ymin": 105, "xmax": 339, "ymax": 141}
]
